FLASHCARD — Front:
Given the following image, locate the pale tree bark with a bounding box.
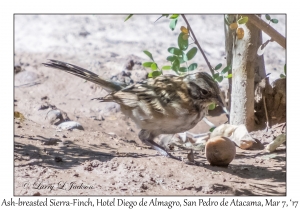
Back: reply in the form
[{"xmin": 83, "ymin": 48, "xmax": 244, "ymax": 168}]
[
  {"xmin": 224, "ymin": 15, "xmax": 235, "ymax": 112},
  {"xmin": 229, "ymin": 16, "xmax": 260, "ymax": 131}
]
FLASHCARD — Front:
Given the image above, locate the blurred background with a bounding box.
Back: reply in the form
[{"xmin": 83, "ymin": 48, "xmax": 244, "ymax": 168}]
[{"xmin": 14, "ymin": 14, "xmax": 286, "ymax": 82}]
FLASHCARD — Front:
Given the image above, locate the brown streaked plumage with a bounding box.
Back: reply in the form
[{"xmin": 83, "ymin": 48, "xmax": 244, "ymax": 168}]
[{"xmin": 43, "ymin": 59, "xmax": 224, "ymax": 160}]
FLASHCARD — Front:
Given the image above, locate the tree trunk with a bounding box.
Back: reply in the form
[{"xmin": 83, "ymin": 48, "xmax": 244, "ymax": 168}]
[
  {"xmin": 229, "ymin": 16, "xmax": 260, "ymax": 131},
  {"xmin": 224, "ymin": 15, "xmax": 236, "ymax": 112}
]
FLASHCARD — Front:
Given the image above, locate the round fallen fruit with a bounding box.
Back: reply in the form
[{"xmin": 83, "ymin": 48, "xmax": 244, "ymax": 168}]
[{"xmin": 205, "ymin": 136, "xmax": 236, "ymax": 166}]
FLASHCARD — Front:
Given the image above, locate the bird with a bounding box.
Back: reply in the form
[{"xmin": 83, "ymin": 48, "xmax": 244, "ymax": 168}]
[{"xmin": 43, "ymin": 59, "xmax": 224, "ymax": 160}]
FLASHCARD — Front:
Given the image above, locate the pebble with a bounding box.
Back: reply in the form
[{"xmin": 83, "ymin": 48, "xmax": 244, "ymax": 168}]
[
  {"xmin": 57, "ymin": 121, "xmax": 84, "ymax": 131},
  {"xmin": 46, "ymin": 109, "xmax": 64, "ymax": 125}
]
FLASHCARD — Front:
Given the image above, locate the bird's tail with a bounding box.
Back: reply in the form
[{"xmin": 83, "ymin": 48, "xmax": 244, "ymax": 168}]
[{"xmin": 42, "ymin": 59, "xmax": 126, "ymax": 92}]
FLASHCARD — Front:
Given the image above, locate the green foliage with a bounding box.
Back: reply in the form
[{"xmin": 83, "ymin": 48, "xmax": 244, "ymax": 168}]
[
  {"xmin": 214, "ymin": 63, "xmax": 222, "ymax": 70},
  {"xmin": 143, "ymin": 50, "xmax": 154, "ymax": 61},
  {"xmin": 238, "ymin": 16, "xmax": 248, "ymax": 24},
  {"xmin": 167, "ymin": 56, "xmax": 176, "ymax": 62},
  {"xmin": 142, "ymin": 62, "xmax": 153, "ymax": 67},
  {"xmin": 226, "ymin": 73, "xmax": 232, "ymax": 79},
  {"xmin": 186, "ymin": 47, "xmax": 197, "ymax": 60},
  {"xmin": 265, "ymin": 14, "xmax": 279, "ymax": 24},
  {"xmin": 169, "ymin": 19, "xmax": 178, "ymax": 31},
  {"xmin": 280, "ymin": 64, "xmax": 286, "ymax": 78},
  {"xmin": 179, "ymin": 67, "xmax": 188, "ymax": 72},
  {"xmin": 170, "ymin": 14, "xmax": 180, "ymax": 19},
  {"xmin": 208, "ymin": 103, "xmax": 216, "ymax": 110},
  {"xmin": 148, "ymin": 71, "xmax": 162, "ymax": 78},
  {"xmin": 139, "ymin": 14, "xmax": 201, "ymax": 78},
  {"xmin": 143, "ymin": 51, "xmax": 163, "ymax": 79},
  {"xmin": 178, "ymin": 32, "xmax": 189, "ymax": 50},
  {"xmin": 172, "ymin": 58, "xmax": 180, "ymax": 71},
  {"xmin": 221, "ymin": 64, "xmax": 231, "ymax": 74},
  {"xmin": 162, "ymin": 66, "xmax": 171, "ymax": 70},
  {"xmin": 124, "ymin": 14, "xmax": 133, "ymax": 22},
  {"xmin": 154, "ymin": 14, "xmax": 169, "ymax": 22},
  {"xmin": 168, "ymin": 47, "xmax": 183, "ymax": 56},
  {"xmin": 212, "ymin": 64, "xmax": 232, "ymax": 82},
  {"xmin": 152, "ymin": 71, "xmax": 162, "ymax": 77},
  {"xmin": 188, "ymin": 63, "xmax": 197, "ymax": 70},
  {"xmin": 209, "ymin": 127, "xmax": 216, "ymax": 132},
  {"xmin": 151, "ymin": 62, "xmax": 158, "ymax": 70}
]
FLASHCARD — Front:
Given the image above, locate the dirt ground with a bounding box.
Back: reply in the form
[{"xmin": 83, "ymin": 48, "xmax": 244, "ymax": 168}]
[{"xmin": 14, "ymin": 15, "xmax": 286, "ymax": 196}]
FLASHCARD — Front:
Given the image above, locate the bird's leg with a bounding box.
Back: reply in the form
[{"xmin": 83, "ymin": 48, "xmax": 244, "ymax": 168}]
[{"xmin": 138, "ymin": 130, "xmax": 181, "ymax": 161}]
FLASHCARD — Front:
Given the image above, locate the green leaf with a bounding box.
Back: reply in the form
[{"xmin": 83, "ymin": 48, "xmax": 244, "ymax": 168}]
[
  {"xmin": 238, "ymin": 16, "xmax": 248, "ymax": 24},
  {"xmin": 142, "ymin": 62, "xmax": 153, "ymax": 67},
  {"xmin": 143, "ymin": 50, "xmax": 154, "ymax": 61},
  {"xmin": 271, "ymin": 19, "xmax": 279, "ymax": 24},
  {"xmin": 167, "ymin": 56, "xmax": 176, "ymax": 62},
  {"xmin": 152, "ymin": 71, "xmax": 162, "ymax": 78},
  {"xmin": 154, "ymin": 14, "xmax": 170, "ymax": 23},
  {"xmin": 265, "ymin": 14, "xmax": 271, "ymax": 20},
  {"xmin": 213, "ymin": 72, "xmax": 219, "ymax": 80},
  {"xmin": 216, "ymin": 75, "xmax": 224, "ymax": 82},
  {"xmin": 214, "ymin": 63, "xmax": 222, "ymax": 70},
  {"xmin": 178, "ymin": 57, "xmax": 185, "ymax": 64},
  {"xmin": 284, "ymin": 64, "xmax": 286, "ymax": 75},
  {"xmin": 178, "ymin": 32, "xmax": 189, "ymax": 51},
  {"xmin": 208, "ymin": 103, "xmax": 216, "ymax": 110},
  {"xmin": 188, "ymin": 63, "xmax": 197, "ymax": 70},
  {"xmin": 179, "ymin": 67, "xmax": 188, "ymax": 72},
  {"xmin": 280, "ymin": 74, "xmax": 286, "ymax": 78},
  {"xmin": 124, "ymin": 14, "xmax": 133, "ymax": 22},
  {"xmin": 169, "ymin": 14, "xmax": 180, "ymax": 19},
  {"xmin": 209, "ymin": 127, "xmax": 216, "ymax": 132},
  {"xmin": 226, "ymin": 74, "xmax": 232, "ymax": 79},
  {"xmin": 182, "ymin": 53, "xmax": 188, "ymax": 62},
  {"xmin": 162, "ymin": 66, "xmax": 171, "ymax": 70},
  {"xmin": 186, "ymin": 47, "xmax": 197, "ymax": 60},
  {"xmin": 148, "ymin": 72, "xmax": 153, "ymax": 78},
  {"xmin": 169, "ymin": 19, "xmax": 178, "ymax": 31},
  {"xmin": 151, "ymin": 62, "xmax": 158, "ymax": 71},
  {"xmin": 168, "ymin": 47, "xmax": 183, "ymax": 56},
  {"xmin": 172, "ymin": 58, "xmax": 180, "ymax": 71},
  {"xmin": 221, "ymin": 64, "xmax": 231, "ymax": 74},
  {"xmin": 154, "ymin": 14, "xmax": 169, "ymax": 23}
]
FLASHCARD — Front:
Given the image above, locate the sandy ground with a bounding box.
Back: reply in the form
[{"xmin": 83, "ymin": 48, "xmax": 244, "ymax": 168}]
[{"xmin": 14, "ymin": 14, "xmax": 286, "ymax": 195}]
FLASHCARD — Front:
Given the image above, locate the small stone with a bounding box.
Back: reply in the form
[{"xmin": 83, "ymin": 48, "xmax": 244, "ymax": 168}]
[
  {"xmin": 57, "ymin": 121, "xmax": 84, "ymax": 131},
  {"xmin": 54, "ymin": 156, "xmax": 63, "ymax": 162},
  {"xmin": 41, "ymin": 96, "xmax": 49, "ymax": 100},
  {"xmin": 44, "ymin": 138, "xmax": 59, "ymax": 145}
]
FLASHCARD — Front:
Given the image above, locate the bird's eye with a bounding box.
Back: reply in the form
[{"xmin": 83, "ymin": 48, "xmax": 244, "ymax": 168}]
[{"xmin": 201, "ymin": 89, "xmax": 208, "ymax": 95}]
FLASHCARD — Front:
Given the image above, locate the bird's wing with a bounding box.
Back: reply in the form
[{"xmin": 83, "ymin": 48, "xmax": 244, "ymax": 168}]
[{"xmin": 102, "ymin": 74, "xmax": 195, "ymax": 116}]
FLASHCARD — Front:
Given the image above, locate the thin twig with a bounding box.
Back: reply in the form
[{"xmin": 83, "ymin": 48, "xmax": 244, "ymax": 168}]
[
  {"xmin": 263, "ymin": 95, "xmax": 270, "ymax": 129},
  {"xmin": 181, "ymin": 14, "xmax": 214, "ymax": 75},
  {"xmin": 247, "ymin": 14, "xmax": 286, "ymax": 49}
]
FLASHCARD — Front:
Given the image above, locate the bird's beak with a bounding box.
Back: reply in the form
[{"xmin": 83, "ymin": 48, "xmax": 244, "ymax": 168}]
[
  {"xmin": 216, "ymin": 94, "xmax": 225, "ymax": 108},
  {"xmin": 214, "ymin": 94, "xmax": 230, "ymax": 117}
]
